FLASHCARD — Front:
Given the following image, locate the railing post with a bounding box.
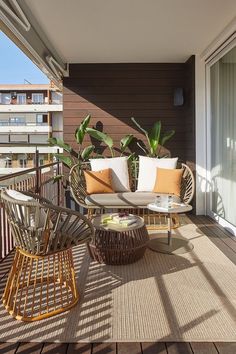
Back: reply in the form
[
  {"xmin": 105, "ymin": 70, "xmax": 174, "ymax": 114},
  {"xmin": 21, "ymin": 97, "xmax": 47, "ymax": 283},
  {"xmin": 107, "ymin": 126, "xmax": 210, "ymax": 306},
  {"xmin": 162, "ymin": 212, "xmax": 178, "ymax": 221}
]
[
  {"xmin": 57, "ymin": 148, "xmax": 60, "ymax": 206},
  {"xmin": 35, "ymin": 148, "xmax": 40, "ymax": 195}
]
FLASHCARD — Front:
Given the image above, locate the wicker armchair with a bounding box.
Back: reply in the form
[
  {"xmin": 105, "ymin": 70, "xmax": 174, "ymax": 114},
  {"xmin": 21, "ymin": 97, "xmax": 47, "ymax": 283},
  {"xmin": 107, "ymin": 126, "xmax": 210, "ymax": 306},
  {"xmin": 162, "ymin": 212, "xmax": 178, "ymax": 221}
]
[
  {"xmin": 69, "ymin": 160, "xmax": 195, "ymax": 228},
  {"xmin": 1, "ymin": 190, "xmax": 94, "ymax": 322}
]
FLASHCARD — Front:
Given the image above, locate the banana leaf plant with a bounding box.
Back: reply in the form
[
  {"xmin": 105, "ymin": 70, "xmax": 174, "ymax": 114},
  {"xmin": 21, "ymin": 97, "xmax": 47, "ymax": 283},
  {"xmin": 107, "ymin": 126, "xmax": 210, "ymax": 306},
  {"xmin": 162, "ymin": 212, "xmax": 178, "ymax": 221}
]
[
  {"xmin": 86, "ymin": 127, "xmax": 134, "ymax": 159},
  {"xmin": 131, "ymin": 117, "xmax": 175, "ymax": 157},
  {"xmin": 48, "ymin": 114, "xmax": 95, "ymax": 182}
]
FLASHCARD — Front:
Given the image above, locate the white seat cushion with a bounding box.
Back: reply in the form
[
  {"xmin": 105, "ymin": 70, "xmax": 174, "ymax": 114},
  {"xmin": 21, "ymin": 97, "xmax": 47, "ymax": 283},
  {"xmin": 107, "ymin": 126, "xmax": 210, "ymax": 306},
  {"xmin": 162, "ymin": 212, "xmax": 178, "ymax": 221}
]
[
  {"xmin": 85, "ymin": 192, "xmax": 180, "ymax": 208},
  {"xmin": 137, "ymin": 156, "xmax": 178, "ymax": 192},
  {"xmin": 90, "ymin": 156, "xmax": 130, "ymax": 192}
]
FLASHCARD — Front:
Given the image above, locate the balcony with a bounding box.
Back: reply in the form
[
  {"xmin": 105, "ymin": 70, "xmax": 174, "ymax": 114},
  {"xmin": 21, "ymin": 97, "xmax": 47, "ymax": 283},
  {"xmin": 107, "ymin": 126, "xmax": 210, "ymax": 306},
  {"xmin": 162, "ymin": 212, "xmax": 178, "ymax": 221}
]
[
  {"xmin": 0, "ymin": 104, "xmax": 62, "ymax": 113},
  {"xmin": 0, "ymin": 0, "xmax": 235, "ymax": 350},
  {"xmin": 0, "ymin": 123, "xmax": 52, "ymax": 133},
  {"xmin": 0, "ymin": 161, "xmax": 235, "ymax": 351}
]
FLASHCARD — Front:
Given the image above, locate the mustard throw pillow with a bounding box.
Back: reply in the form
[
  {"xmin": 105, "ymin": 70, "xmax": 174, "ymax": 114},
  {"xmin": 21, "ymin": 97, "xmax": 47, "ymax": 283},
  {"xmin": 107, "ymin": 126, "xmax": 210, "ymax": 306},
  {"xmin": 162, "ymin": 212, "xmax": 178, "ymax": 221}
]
[
  {"xmin": 84, "ymin": 168, "xmax": 114, "ymax": 194},
  {"xmin": 152, "ymin": 168, "xmax": 183, "ymax": 196}
]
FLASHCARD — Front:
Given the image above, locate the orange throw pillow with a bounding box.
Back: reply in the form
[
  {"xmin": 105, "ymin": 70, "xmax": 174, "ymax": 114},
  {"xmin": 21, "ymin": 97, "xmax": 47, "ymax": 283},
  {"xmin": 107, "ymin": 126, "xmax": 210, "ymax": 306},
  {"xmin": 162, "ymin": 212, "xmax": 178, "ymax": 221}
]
[
  {"xmin": 152, "ymin": 168, "xmax": 183, "ymax": 196},
  {"xmin": 84, "ymin": 168, "xmax": 114, "ymax": 194}
]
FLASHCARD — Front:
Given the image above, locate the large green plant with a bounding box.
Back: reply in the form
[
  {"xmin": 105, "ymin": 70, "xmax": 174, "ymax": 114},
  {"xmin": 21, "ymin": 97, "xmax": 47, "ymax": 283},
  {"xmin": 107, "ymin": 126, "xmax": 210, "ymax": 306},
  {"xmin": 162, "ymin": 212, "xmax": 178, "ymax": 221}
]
[
  {"xmin": 131, "ymin": 117, "xmax": 175, "ymax": 157},
  {"xmin": 48, "ymin": 114, "xmax": 95, "ymax": 172},
  {"xmin": 86, "ymin": 127, "xmax": 134, "ymax": 158}
]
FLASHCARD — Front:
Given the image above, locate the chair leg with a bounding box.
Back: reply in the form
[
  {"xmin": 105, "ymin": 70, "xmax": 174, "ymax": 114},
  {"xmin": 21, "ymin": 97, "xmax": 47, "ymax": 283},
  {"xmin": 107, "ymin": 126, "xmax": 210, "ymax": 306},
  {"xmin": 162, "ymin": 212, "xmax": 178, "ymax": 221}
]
[{"xmin": 2, "ymin": 248, "xmax": 79, "ymax": 322}]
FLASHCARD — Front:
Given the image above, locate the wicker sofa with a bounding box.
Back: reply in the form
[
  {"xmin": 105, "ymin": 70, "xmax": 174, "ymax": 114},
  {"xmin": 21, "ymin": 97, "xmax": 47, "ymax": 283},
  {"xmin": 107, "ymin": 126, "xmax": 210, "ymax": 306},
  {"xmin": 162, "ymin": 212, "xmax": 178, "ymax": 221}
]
[{"xmin": 69, "ymin": 160, "xmax": 194, "ymax": 227}]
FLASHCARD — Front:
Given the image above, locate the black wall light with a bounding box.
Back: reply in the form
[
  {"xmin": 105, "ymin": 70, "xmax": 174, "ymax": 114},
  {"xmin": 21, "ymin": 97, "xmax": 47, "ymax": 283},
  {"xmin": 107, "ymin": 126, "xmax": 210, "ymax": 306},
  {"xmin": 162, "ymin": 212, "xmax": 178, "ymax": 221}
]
[{"xmin": 174, "ymin": 88, "xmax": 184, "ymax": 106}]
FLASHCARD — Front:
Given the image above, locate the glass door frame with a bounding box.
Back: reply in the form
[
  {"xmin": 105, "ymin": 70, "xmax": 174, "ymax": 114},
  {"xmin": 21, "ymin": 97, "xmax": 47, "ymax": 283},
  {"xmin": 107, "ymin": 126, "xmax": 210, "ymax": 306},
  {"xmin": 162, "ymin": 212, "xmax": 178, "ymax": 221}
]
[{"xmin": 206, "ymin": 38, "xmax": 236, "ymax": 235}]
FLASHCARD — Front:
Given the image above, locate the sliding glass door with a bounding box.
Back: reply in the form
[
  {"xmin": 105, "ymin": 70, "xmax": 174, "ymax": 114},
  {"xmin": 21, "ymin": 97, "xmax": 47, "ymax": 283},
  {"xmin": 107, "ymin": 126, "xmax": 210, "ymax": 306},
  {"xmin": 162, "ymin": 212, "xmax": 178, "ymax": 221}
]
[{"xmin": 209, "ymin": 45, "xmax": 236, "ymax": 231}]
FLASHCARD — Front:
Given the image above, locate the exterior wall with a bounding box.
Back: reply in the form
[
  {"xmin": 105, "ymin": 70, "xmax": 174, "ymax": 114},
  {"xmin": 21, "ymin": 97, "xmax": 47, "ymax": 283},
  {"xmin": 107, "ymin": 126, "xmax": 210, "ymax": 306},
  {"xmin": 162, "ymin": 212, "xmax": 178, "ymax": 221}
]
[
  {"xmin": 63, "ymin": 61, "xmax": 195, "ymax": 164},
  {"xmin": 0, "ymin": 85, "xmax": 63, "ymax": 171}
]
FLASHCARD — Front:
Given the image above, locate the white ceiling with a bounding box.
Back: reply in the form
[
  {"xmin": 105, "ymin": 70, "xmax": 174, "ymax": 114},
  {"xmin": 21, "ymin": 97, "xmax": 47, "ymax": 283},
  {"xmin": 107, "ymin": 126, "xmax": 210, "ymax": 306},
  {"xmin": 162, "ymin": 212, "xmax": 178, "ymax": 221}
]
[{"xmin": 22, "ymin": 0, "xmax": 236, "ymax": 63}]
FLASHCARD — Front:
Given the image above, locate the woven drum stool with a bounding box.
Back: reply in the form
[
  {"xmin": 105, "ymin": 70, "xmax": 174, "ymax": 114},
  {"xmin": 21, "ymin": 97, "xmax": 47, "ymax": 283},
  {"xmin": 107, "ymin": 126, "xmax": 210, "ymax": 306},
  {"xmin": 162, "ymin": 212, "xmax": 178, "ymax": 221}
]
[
  {"xmin": 89, "ymin": 214, "xmax": 149, "ymax": 265},
  {"xmin": 1, "ymin": 190, "xmax": 94, "ymax": 322}
]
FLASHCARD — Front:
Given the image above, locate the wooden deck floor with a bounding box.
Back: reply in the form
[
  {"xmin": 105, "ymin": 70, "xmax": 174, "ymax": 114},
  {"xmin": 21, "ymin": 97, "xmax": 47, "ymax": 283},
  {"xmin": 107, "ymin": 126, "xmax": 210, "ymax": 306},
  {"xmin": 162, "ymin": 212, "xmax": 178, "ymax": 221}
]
[
  {"xmin": 0, "ymin": 215, "xmax": 236, "ymax": 354},
  {"xmin": 1, "ymin": 341, "xmax": 236, "ymax": 354}
]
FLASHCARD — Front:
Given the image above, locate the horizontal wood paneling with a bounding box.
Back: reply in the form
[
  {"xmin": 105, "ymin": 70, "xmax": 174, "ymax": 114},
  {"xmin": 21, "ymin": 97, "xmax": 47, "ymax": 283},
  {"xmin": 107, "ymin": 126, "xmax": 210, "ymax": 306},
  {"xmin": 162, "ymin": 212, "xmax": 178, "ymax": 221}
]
[{"xmin": 63, "ymin": 61, "xmax": 195, "ymax": 166}]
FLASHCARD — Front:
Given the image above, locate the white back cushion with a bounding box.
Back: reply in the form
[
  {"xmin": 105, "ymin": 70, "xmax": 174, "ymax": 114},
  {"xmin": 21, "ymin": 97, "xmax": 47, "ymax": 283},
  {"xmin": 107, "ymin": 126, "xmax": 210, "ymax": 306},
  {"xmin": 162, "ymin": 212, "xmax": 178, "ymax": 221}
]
[
  {"xmin": 137, "ymin": 156, "xmax": 178, "ymax": 192},
  {"xmin": 90, "ymin": 157, "xmax": 130, "ymax": 192}
]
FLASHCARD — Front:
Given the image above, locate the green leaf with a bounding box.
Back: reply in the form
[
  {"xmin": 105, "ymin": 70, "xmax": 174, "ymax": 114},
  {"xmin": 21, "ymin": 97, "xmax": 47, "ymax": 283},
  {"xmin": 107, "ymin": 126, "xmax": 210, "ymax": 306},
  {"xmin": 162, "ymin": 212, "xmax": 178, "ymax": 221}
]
[
  {"xmin": 54, "ymin": 154, "xmax": 73, "ymax": 168},
  {"xmin": 137, "ymin": 141, "xmax": 149, "ymax": 155},
  {"xmin": 52, "ymin": 175, "xmax": 64, "ymax": 184},
  {"xmin": 81, "ymin": 145, "xmax": 95, "ymax": 160},
  {"xmin": 75, "ymin": 114, "xmax": 91, "ymax": 144},
  {"xmin": 160, "ymin": 130, "xmax": 175, "ymax": 146},
  {"xmin": 48, "ymin": 137, "xmax": 57, "ymax": 146},
  {"xmin": 148, "ymin": 121, "xmax": 161, "ymax": 156},
  {"xmin": 131, "ymin": 117, "xmax": 148, "ymax": 136},
  {"xmin": 127, "ymin": 152, "xmax": 136, "ymax": 161},
  {"xmin": 48, "ymin": 138, "xmax": 72, "ymax": 153},
  {"xmin": 86, "ymin": 128, "xmax": 113, "ymax": 148},
  {"xmin": 120, "ymin": 134, "xmax": 134, "ymax": 152}
]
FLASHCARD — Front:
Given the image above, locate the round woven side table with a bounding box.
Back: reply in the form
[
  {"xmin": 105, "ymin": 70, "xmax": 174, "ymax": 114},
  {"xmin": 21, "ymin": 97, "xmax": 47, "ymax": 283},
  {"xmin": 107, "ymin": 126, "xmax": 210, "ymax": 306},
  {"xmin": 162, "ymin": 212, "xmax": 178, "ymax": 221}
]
[{"xmin": 88, "ymin": 214, "xmax": 149, "ymax": 265}]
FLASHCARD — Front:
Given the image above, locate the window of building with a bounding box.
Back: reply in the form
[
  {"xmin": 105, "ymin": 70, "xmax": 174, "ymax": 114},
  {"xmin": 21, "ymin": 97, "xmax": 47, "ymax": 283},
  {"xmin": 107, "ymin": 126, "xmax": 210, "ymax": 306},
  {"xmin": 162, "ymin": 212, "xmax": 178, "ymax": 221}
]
[
  {"xmin": 36, "ymin": 114, "xmax": 48, "ymax": 125},
  {"xmin": 51, "ymin": 91, "xmax": 62, "ymax": 104},
  {"xmin": 209, "ymin": 45, "xmax": 236, "ymax": 229},
  {"xmin": 32, "ymin": 93, "xmax": 44, "ymax": 104},
  {"xmin": 1, "ymin": 93, "xmax": 11, "ymax": 104},
  {"xmin": 0, "ymin": 120, "xmax": 9, "ymax": 126},
  {"xmin": 9, "ymin": 117, "xmax": 26, "ymax": 125},
  {"xmin": 5, "ymin": 157, "xmax": 12, "ymax": 168},
  {"xmin": 19, "ymin": 159, "xmax": 27, "ymax": 168},
  {"xmin": 17, "ymin": 93, "xmax": 26, "ymax": 104}
]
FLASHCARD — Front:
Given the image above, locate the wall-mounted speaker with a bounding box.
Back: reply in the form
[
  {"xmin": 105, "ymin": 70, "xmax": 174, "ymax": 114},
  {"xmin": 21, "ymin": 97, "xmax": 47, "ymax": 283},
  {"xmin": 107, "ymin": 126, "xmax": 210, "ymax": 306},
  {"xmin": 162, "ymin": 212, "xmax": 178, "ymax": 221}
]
[{"xmin": 174, "ymin": 88, "xmax": 184, "ymax": 106}]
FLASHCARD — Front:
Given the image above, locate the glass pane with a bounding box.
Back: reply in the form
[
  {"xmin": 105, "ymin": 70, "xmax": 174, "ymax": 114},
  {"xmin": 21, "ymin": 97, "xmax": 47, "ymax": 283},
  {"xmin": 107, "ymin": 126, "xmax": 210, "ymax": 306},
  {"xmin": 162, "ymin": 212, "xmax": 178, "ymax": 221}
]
[
  {"xmin": 17, "ymin": 94, "xmax": 26, "ymax": 104},
  {"xmin": 2, "ymin": 94, "xmax": 11, "ymax": 104},
  {"xmin": 32, "ymin": 93, "xmax": 44, "ymax": 104},
  {"xmin": 210, "ymin": 46, "xmax": 236, "ymax": 227}
]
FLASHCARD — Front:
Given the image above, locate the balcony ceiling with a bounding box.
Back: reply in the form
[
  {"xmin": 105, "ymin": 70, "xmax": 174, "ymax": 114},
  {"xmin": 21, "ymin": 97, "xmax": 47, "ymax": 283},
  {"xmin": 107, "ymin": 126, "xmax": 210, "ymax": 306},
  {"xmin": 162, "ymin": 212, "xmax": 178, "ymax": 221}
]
[
  {"xmin": 0, "ymin": 0, "xmax": 235, "ymax": 86},
  {"xmin": 21, "ymin": 0, "xmax": 236, "ymax": 63}
]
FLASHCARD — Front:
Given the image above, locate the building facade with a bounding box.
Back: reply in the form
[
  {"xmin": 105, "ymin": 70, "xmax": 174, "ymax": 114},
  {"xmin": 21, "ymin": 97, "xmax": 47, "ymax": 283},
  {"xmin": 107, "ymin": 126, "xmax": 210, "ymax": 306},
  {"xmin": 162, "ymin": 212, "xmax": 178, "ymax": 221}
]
[{"xmin": 0, "ymin": 83, "xmax": 63, "ymax": 171}]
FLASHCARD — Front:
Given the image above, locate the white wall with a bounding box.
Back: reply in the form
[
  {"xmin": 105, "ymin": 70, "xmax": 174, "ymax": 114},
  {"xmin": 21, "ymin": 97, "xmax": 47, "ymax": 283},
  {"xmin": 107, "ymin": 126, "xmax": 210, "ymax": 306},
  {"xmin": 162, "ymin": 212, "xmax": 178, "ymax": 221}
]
[{"xmin": 195, "ymin": 55, "xmax": 207, "ymax": 215}]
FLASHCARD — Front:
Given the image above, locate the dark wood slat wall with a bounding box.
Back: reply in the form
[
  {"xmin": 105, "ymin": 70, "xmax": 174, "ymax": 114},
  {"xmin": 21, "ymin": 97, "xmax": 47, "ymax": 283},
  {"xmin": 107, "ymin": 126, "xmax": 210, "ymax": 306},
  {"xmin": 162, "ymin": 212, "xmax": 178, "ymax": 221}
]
[{"xmin": 63, "ymin": 59, "xmax": 195, "ymax": 167}]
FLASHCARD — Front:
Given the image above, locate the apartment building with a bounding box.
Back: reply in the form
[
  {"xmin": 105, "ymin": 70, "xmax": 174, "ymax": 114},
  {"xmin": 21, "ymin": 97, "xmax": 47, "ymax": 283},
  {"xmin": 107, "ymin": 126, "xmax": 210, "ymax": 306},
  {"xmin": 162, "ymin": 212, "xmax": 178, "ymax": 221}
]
[{"xmin": 0, "ymin": 83, "xmax": 63, "ymax": 171}]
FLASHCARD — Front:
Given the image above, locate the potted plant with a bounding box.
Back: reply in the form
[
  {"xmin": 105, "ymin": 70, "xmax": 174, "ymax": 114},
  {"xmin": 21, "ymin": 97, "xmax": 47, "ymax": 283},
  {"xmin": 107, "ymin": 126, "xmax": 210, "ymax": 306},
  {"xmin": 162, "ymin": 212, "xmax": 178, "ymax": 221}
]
[{"xmin": 131, "ymin": 117, "xmax": 175, "ymax": 157}]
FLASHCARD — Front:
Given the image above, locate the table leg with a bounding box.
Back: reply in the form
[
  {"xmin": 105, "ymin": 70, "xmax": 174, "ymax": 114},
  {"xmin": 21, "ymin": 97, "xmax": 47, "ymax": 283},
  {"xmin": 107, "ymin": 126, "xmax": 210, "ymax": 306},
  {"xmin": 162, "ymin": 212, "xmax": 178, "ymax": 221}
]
[
  {"xmin": 148, "ymin": 213, "xmax": 194, "ymax": 255},
  {"xmin": 167, "ymin": 213, "xmax": 171, "ymax": 246}
]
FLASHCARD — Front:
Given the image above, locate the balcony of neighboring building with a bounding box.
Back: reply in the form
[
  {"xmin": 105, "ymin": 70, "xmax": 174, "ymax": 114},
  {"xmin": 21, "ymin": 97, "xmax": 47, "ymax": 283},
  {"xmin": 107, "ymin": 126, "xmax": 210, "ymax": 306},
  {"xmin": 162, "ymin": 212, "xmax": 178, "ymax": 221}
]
[
  {"xmin": 0, "ymin": 90, "xmax": 62, "ymax": 112},
  {"xmin": 0, "ymin": 114, "xmax": 52, "ymax": 133}
]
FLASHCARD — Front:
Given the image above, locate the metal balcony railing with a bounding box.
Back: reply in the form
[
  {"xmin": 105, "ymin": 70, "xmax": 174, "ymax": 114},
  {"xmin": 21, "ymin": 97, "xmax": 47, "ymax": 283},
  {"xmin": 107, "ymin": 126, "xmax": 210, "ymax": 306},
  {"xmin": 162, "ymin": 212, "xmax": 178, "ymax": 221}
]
[
  {"xmin": 0, "ymin": 122, "xmax": 49, "ymax": 126},
  {"xmin": 0, "ymin": 154, "xmax": 63, "ymax": 261}
]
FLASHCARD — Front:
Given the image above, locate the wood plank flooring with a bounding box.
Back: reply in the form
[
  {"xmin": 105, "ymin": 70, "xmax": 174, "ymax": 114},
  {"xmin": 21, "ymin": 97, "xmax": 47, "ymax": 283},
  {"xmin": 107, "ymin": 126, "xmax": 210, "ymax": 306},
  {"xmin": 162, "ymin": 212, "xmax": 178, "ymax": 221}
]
[
  {"xmin": 0, "ymin": 216, "xmax": 235, "ymax": 354},
  {"xmin": 1, "ymin": 342, "xmax": 236, "ymax": 354}
]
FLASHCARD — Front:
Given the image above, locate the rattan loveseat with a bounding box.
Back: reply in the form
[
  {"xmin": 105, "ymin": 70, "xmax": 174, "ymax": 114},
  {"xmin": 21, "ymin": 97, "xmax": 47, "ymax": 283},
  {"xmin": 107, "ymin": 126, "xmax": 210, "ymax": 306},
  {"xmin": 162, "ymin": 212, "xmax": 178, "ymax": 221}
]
[{"xmin": 69, "ymin": 160, "xmax": 194, "ymax": 228}]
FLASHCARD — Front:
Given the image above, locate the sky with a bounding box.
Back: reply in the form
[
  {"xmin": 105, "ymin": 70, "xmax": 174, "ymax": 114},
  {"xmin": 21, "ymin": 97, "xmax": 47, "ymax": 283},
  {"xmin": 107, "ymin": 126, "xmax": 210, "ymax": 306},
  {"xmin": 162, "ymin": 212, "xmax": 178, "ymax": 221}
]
[{"xmin": 0, "ymin": 31, "xmax": 49, "ymax": 84}]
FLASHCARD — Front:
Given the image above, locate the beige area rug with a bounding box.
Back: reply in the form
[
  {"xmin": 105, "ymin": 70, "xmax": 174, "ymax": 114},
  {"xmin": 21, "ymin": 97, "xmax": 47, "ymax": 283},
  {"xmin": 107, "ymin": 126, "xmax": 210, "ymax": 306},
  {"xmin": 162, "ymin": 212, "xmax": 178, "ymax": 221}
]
[{"xmin": 0, "ymin": 216, "xmax": 236, "ymax": 343}]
